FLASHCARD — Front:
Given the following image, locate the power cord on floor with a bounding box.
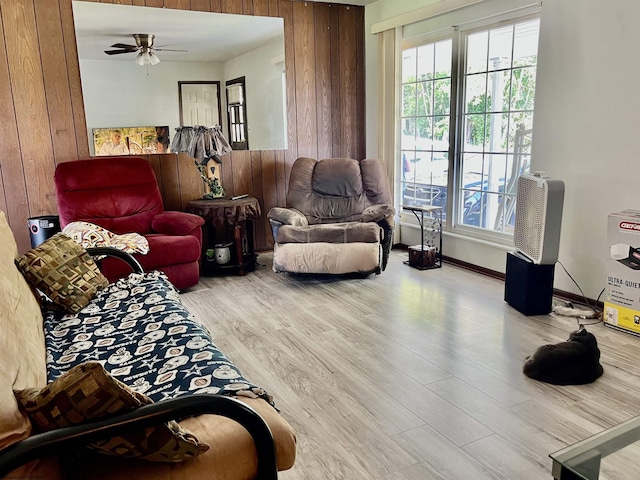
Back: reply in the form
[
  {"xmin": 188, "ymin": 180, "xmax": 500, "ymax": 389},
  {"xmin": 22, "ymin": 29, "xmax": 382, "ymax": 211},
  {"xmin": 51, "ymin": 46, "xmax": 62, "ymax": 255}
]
[{"xmin": 554, "ymin": 261, "xmax": 604, "ymax": 326}]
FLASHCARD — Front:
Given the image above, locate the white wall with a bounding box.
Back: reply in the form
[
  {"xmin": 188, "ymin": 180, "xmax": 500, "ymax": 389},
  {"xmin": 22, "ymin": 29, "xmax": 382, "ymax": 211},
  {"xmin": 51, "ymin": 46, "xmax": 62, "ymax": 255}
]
[
  {"xmin": 223, "ymin": 39, "xmax": 287, "ymax": 151},
  {"xmin": 365, "ymin": 0, "xmax": 639, "ymax": 299},
  {"xmin": 79, "ymin": 59, "xmax": 223, "ymax": 154},
  {"xmin": 531, "ymin": 0, "xmax": 640, "ymax": 299}
]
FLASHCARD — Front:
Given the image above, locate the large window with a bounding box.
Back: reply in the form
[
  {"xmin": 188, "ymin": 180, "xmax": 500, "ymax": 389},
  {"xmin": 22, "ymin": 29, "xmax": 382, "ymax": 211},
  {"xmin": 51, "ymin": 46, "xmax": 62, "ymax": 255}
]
[
  {"xmin": 401, "ymin": 16, "xmax": 539, "ymax": 238},
  {"xmin": 401, "ymin": 39, "xmax": 452, "ymax": 217}
]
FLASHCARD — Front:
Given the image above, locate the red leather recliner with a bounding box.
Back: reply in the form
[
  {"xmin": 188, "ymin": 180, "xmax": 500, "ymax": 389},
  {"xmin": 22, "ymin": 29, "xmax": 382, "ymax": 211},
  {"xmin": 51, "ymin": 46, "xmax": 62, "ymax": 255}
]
[{"xmin": 54, "ymin": 157, "xmax": 204, "ymax": 290}]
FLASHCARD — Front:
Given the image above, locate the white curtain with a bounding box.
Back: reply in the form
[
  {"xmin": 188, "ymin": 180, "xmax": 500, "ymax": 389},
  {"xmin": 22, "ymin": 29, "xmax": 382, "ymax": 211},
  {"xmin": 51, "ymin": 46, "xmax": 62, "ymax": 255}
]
[{"xmin": 377, "ymin": 27, "xmax": 401, "ymax": 243}]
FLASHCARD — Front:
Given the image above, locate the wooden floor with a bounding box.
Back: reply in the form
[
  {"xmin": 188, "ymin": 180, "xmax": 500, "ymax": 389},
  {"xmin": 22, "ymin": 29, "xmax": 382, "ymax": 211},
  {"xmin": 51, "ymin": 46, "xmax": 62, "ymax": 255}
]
[{"xmin": 180, "ymin": 250, "xmax": 640, "ymax": 480}]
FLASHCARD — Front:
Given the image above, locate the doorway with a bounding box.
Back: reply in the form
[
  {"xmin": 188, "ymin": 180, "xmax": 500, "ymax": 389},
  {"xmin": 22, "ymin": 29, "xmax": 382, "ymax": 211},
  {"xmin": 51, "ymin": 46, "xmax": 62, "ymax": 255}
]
[{"xmin": 178, "ymin": 81, "xmax": 222, "ymax": 128}]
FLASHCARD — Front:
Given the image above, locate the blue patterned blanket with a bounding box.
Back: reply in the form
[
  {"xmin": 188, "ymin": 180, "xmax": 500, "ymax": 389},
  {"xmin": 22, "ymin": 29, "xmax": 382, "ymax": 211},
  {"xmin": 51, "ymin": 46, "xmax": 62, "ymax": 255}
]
[{"xmin": 43, "ymin": 271, "xmax": 272, "ymax": 405}]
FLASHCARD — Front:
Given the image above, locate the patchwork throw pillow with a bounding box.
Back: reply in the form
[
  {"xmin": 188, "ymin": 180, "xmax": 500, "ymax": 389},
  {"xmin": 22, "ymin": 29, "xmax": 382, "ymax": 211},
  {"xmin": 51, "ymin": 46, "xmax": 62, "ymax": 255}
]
[
  {"xmin": 14, "ymin": 233, "xmax": 108, "ymax": 314},
  {"xmin": 14, "ymin": 362, "xmax": 209, "ymax": 462}
]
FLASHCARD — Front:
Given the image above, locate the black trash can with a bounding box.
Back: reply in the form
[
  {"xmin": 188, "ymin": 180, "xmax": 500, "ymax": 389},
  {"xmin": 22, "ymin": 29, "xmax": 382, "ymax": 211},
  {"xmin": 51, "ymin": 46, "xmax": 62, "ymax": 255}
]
[{"xmin": 28, "ymin": 215, "xmax": 61, "ymax": 248}]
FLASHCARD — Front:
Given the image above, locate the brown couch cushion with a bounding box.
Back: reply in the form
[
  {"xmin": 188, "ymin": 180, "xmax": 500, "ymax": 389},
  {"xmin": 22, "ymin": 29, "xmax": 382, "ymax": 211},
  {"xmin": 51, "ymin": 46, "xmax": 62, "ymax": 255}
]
[
  {"xmin": 14, "ymin": 362, "xmax": 209, "ymax": 462},
  {"xmin": 64, "ymin": 397, "xmax": 297, "ymax": 480},
  {"xmin": 276, "ymin": 222, "xmax": 382, "ymax": 244},
  {"xmin": 15, "ymin": 233, "xmax": 108, "ymax": 314}
]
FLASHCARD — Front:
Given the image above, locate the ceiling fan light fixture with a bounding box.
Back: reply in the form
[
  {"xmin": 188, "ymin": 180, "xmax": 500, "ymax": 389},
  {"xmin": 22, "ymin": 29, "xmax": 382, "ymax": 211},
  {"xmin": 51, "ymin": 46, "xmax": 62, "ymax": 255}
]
[
  {"xmin": 104, "ymin": 34, "xmax": 171, "ymax": 65},
  {"xmin": 134, "ymin": 49, "xmax": 160, "ymax": 66},
  {"xmin": 135, "ymin": 51, "xmax": 147, "ymax": 65},
  {"xmin": 135, "ymin": 50, "xmax": 155, "ymax": 66}
]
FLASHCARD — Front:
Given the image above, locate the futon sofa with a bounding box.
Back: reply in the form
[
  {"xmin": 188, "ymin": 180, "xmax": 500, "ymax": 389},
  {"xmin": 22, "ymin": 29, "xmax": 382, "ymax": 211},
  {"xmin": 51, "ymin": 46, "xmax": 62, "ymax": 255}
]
[
  {"xmin": 268, "ymin": 157, "xmax": 395, "ymax": 275},
  {"xmin": 0, "ymin": 211, "xmax": 296, "ymax": 479}
]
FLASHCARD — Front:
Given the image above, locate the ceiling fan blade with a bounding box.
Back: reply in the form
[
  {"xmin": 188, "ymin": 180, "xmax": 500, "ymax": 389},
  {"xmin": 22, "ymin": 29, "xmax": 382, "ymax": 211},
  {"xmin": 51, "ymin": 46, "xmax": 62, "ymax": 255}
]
[
  {"xmin": 104, "ymin": 49, "xmax": 136, "ymax": 55},
  {"xmin": 110, "ymin": 43, "xmax": 138, "ymax": 49},
  {"xmin": 154, "ymin": 48, "xmax": 189, "ymax": 52}
]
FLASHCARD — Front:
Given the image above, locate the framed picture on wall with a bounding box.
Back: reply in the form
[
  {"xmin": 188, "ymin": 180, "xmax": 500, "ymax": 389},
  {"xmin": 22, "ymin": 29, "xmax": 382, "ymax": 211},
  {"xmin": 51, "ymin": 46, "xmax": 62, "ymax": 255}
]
[{"xmin": 92, "ymin": 126, "xmax": 171, "ymax": 156}]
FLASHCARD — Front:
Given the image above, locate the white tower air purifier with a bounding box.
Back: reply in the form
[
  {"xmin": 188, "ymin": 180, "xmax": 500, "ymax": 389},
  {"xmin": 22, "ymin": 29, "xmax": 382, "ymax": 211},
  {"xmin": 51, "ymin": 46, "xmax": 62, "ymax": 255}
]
[
  {"xmin": 513, "ymin": 172, "xmax": 565, "ymax": 265},
  {"xmin": 505, "ymin": 172, "xmax": 565, "ymax": 315}
]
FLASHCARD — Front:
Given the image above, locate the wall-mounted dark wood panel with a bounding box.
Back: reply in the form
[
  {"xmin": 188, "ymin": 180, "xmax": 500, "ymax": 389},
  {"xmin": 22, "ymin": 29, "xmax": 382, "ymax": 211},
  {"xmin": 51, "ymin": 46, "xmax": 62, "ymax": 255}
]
[
  {"xmin": 242, "ymin": 0, "xmax": 254, "ymax": 15},
  {"xmin": 221, "ymin": 0, "xmax": 243, "ymax": 14},
  {"xmin": 280, "ymin": 0, "xmax": 298, "ymax": 190},
  {"xmin": 0, "ymin": 2, "xmax": 30, "ymax": 250},
  {"xmin": 59, "ymin": 0, "xmax": 91, "ymax": 159},
  {"xmin": 191, "ymin": 0, "xmax": 211, "ymax": 12},
  {"xmin": 231, "ymin": 150, "xmax": 253, "ymax": 199},
  {"xmin": 177, "ymin": 153, "xmax": 205, "ymax": 210},
  {"xmin": 0, "ymin": 0, "xmax": 365, "ymax": 254},
  {"xmin": 355, "ymin": 6, "xmax": 365, "ymax": 161},
  {"xmin": 275, "ymin": 150, "xmax": 286, "ymax": 212},
  {"xmin": 253, "ymin": 0, "xmax": 269, "ymax": 16},
  {"xmin": 164, "ymin": 0, "xmax": 191, "ymax": 10},
  {"xmin": 157, "ymin": 153, "xmax": 182, "ymax": 211},
  {"xmin": 337, "ymin": 5, "xmax": 357, "ymax": 159},
  {"xmin": 268, "ymin": 0, "xmax": 279, "ymax": 17},
  {"xmin": 314, "ymin": 2, "xmax": 332, "ymax": 161},
  {"xmin": 35, "ymin": 0, "xmax": 80, "ymax": 166},
  {"xmin": 293, "ymin": 1, "xmax": 318, "ymax": 160},
  {"xmin": 250, "ymin": 150, "xmax": 267, "ymax": 247},
  {"xmin": 330, "ymin": 5, "xmax": 342, "ymax": 159},
  {"xmin": 2, "ymin": 0, "xmax": 58, "ymax": 218}
]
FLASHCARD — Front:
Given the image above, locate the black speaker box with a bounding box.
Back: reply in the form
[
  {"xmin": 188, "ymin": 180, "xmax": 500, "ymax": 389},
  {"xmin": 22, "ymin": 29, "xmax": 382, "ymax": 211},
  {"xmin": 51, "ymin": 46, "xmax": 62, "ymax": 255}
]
[{"xmin": 504, "ymin": 251, "xmax": 555, "ymax": 316}]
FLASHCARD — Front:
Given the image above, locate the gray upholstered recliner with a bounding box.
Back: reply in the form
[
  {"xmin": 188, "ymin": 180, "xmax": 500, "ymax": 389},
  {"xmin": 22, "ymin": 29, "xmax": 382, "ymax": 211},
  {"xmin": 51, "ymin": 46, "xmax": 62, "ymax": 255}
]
[{"xmin": 267, "ymin": 157, "xmax": 395, "ymax": 275}]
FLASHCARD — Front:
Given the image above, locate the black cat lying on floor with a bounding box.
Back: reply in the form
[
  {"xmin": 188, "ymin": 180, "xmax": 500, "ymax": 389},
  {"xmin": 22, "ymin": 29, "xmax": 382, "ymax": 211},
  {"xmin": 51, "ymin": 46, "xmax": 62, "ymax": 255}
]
[{"xmin": 523, "ymin": 326, "xmax": 604, "ymax": 385}]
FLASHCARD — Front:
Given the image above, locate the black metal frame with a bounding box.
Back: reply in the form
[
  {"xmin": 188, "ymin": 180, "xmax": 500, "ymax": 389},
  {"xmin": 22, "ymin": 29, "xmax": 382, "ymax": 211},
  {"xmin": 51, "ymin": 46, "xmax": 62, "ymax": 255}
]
[
  {"xmin": 0, "ymin": 394, "xmax": 278, "ymax": 479},
  {"xmin": 402, "ymin": 205, "xmax": 443, "ymax": 270},
  {"xmin": 1, "ymin": 248, "xmax": 279, "ymax": 478},
  {"xmin": 86, "ymin": 246, "xmax": 144, "ymax": 273}
]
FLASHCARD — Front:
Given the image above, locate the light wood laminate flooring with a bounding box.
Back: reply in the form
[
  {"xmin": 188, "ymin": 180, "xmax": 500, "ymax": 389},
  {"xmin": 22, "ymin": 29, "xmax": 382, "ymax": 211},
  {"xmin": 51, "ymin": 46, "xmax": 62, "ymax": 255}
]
[{"xmin": 181, "ymin": 250, "xmax": 640, "ymax": 480}]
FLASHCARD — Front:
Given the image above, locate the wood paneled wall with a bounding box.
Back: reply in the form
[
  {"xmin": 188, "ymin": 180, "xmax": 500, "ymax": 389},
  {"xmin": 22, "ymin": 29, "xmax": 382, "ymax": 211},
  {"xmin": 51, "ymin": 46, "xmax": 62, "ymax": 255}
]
[{"xmin": 0, "ymin": 0, "xmax": 365, "ymax": 253}]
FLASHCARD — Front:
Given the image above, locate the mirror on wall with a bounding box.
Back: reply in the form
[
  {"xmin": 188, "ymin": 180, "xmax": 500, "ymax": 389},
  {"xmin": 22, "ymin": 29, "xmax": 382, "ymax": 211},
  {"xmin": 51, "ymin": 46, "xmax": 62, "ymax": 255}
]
[{"xmin": 72, "ymin": 1, "xmax": 287, "ymax": 154}]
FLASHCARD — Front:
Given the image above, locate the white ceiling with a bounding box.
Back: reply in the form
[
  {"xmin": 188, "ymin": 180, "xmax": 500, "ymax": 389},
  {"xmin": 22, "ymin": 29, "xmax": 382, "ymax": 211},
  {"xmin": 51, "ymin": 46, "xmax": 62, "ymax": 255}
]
[
  {"xmin": 72, "ymin": 1, "xmax": 375, "ymax": 64},
  {"xmin": 72, "ymin": 1, "xmax": 285, "ymax": 63}
]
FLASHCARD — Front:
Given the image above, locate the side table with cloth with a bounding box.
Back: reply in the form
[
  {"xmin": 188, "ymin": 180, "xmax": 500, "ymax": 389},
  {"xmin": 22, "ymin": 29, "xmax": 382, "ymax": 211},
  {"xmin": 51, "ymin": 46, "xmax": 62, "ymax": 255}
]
[{"xmin": 186, "ymin": 197, "xmax": 261, "ymax": 276}]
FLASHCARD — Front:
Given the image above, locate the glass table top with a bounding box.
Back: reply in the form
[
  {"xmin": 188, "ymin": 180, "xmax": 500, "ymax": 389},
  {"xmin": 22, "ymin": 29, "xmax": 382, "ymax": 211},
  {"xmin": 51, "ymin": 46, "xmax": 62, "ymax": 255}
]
[{"xmin": 550, "ymin": 415, "xmax": 640, "ymax": 479}]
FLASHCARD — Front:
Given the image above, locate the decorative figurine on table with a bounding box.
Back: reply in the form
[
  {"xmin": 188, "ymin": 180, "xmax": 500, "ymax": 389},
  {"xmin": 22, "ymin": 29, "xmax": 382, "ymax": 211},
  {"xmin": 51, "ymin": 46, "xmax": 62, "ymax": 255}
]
[{"xmin": 196, "ymin": 155, "xmax": 225, "ymax": 199}]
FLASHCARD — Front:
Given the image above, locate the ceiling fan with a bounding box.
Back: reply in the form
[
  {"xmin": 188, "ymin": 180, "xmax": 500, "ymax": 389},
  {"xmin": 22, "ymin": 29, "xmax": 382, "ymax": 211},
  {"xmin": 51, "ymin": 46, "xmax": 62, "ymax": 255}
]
[{"xmin": 104, "ymin": 34, "xmax": 186, "ymax": 65}]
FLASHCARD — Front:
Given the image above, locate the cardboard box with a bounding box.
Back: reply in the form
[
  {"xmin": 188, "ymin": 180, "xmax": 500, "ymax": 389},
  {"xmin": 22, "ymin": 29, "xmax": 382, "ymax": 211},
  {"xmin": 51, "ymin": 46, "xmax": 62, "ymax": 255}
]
[
  {"xmin": 604, "ymin": 209, "xmax": 640, "ymax": 335},
  {"xmin": 408, "ymin": 245, "xmax": 436, "ymax": 268}
]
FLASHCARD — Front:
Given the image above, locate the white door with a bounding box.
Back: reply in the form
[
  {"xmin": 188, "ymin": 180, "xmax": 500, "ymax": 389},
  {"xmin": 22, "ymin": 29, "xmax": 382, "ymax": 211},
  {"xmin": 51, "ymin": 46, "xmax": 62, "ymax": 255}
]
[{"xmin": 180, "ymin": 82, "xmax": 220, "ymax": 127}]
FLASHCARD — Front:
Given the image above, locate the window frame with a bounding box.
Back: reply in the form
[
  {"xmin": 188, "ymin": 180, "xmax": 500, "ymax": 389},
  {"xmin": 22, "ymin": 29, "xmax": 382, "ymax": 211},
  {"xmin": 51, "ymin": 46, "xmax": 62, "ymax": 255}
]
[
  {"xmin": 399, "ymin": 32, "xmax": 457, "ymax": 229},
  {"xmin": 398, "ymin": 11, "xmax": 540, "ymax": 246},
  {"xmin": 451, "ymin": 13, "xmax": 540, "ymax": 243}
]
